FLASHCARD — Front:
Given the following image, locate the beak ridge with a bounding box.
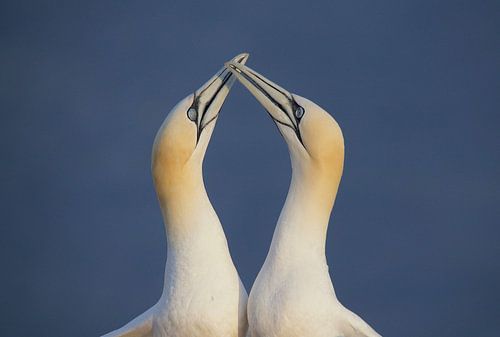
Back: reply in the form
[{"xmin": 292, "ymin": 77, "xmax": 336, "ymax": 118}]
[
  {"xmin": 191, "ymin": 53, "xmax": 249, "ymax": 139},
  {"xmin": 225, "ymin": 61, "xmax": 304, "ymax": 141}
]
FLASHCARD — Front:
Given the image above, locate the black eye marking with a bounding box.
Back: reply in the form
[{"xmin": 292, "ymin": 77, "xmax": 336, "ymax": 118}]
[
  {"xmin": 287, "ymin": 98, "xmax": 305, "ymax": 146},
  {"xmin": 199, "ymin": 71, "xmax": 232, "ymax": 129},
  {"xmin": 187, "ymin": 91, "xmax": 199, "ymax": 124},
  {"xmin": 294, "ymin": 106, "xmax": 304, "ymax": 119},
  {"xmin": 186, "ymin": 70, "xmax": 233, "ymax": 145},
  {"xmin": 233, "ymin": 67, "xmax": 306, "ymax": 148},
  {"xmin": 187, "ymin": 93, "xmax": 201, "ymax": 143},
  {"xmin": 187, "ymin": 107, "xmax": 198, "ymax": 122}
]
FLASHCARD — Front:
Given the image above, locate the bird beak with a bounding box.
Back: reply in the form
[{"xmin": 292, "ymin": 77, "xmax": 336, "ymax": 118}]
[
  {"xmin": 224, "ymin": 61, "xmax": 305, "ymax": 145},
  {"xmin": 190, "ymin": 53, "xmax": 249, "ymax": 141}
]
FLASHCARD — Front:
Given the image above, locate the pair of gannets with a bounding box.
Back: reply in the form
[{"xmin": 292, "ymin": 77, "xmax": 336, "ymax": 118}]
[{"xmin": 102, "ymin": 53, "xmax": 382, "ymax": 337}]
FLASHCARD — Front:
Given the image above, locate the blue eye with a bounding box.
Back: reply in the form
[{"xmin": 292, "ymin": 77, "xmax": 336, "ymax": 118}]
[
  {"xmin": 187, "ymin": 108, "xmax": 198, "ymax": 122},
  {"xmin": 295, "ymin": 106, "xmax": 304, "ymax": 119}
]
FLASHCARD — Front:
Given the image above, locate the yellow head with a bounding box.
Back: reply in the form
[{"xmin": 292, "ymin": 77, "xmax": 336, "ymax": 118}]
[
  {"xmin": 225, "ymin": 61, "xmax": 344, "ymax": 208},
  {"xmin": 152, "ymin": 53, "xmax": 249, "ymax": 201}
]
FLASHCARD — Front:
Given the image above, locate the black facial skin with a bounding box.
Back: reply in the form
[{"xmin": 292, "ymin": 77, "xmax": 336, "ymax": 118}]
[
  {"xmin": 227, "ymin": 63, "xmax": 306, "ymax": 147},
  {"xmin": 186, "ymin": 70, "xmax": 233, "ymax": 144}
]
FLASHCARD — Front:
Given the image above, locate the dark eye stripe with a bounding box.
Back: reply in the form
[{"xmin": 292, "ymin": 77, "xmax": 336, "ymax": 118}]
[
  {"xmin": 199, "ymin": 71, "xmax": 232, "ymax": 126},
  {"xmin": 235, "ymin": 68, "xmax": 306, "ymax": 147},
  {"xmin": 295, "ymin": 106, "xmax": 304, "ymax": 118},
  {"xmin": 187, "ymin": 107, "xmax": 198, "ymax": 122},
  {"xmin": 187, "ymin": 70, "xmax": 233, "ymax": 144}
]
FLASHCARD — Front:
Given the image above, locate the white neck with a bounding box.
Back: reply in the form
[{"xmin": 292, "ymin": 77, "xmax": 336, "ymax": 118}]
[
  {"xmin": 267, "ymin": 158, "xmax": 341, "ymax": 264},
  {"xmin": 154, "ymin": 167, "xmax": 232, "ymax": 289}
]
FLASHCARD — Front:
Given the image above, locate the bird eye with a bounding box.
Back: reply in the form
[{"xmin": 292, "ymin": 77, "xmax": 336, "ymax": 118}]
[
  {"xmin": 294, "ymin": 106, "xmax": 304, "ymax": 119},
  {"xmin": 187, "ymin": 108, "xmax": 198, "ymax": 122}
]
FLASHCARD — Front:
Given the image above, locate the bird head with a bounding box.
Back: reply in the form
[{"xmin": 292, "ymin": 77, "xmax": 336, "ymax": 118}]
[
  {"xmin": 152, "ymin": 53, "xmax": 249, "ymax": 193},
  {"xmin": 225, "ymin": 61, "xmax": 344, "ymax": 181}
]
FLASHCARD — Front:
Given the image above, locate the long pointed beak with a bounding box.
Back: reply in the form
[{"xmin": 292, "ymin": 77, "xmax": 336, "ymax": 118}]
[
  {"xmin": 224, "ymin": 60, "xmax": 305, "ymax": 144},
  {"xmin": 190, "ymin": 53, "xmax": 249, "ymax": 141}
]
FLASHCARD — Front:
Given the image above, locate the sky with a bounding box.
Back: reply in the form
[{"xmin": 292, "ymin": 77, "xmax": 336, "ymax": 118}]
[{"xmin": 1, "ymin": 1, "xmax": 499, "ymax": 336}]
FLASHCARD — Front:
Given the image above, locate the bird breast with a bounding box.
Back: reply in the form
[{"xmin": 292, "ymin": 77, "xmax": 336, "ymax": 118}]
[
  {"xmin": 248, "ymin": 263, "xmax": 339, "ymax": 337},
  {"xmin": 153, "ymin": 280, "xmax": 242, "ymax": 337}
]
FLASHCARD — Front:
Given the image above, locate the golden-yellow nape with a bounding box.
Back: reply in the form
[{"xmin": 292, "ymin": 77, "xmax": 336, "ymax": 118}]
[
  {"xmin": 152, "ymin": 54, "xmax": 249, "ymax": 186},
  {"xmin": 225, "ymin": 61, "xmax": 344, "ymax": 173}
]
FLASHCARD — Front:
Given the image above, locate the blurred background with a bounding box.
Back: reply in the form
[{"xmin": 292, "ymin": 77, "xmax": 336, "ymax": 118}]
[{"xmin": 1, "ymin": 1, "xmax": 499, "ymax": 336}]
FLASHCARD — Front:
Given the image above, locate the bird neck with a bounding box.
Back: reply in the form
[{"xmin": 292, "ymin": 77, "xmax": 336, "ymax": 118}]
[
  {"xmin": 153, "ymin": 164, "xmax": 228, "ymax": 256},
  {"xmin": 269, "ymin": 159, "xmax": 342, "ymax": 262},
  {"xmin": 153, "ymin": 162, "xmax": 235, "ymax": 293}
]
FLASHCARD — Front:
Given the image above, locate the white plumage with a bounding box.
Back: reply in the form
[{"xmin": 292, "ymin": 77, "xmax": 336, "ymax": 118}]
[
  {"xmin": 102, "ymin": 53, "xmax": 250, "ymax": 337},
  {"xmin": 226, "ymin": 61, "xmax": 382, "ymax": 337}
]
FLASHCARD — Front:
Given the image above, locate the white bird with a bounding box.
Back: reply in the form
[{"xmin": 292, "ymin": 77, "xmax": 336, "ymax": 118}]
[
  {"xmin": 226, "ymin": 61, "xmax": 382, "ymax": 337},
  {"xmin": 102, "ymin": 53, "xmax": 250, "ymax": 337}
]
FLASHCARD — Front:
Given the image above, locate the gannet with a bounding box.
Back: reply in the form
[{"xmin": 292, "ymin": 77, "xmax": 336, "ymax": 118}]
[
  {"xmin": 226, "ymin": 61, "xmax": 382, "ymax": 337},
  {"xmin": 102, "ymin": 53, "xmax": 250, "ymax": 337}
]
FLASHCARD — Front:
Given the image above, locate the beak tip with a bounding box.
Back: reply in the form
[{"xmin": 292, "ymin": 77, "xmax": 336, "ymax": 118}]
[{"xmin": 231, "ymin": 52, "xmax": 249, "ymax": 65}]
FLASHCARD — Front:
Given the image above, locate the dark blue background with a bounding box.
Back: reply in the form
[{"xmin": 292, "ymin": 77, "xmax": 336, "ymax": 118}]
[{"xmin": 1, "ymin": 1, "xmax": 499, "ymax": 336}]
